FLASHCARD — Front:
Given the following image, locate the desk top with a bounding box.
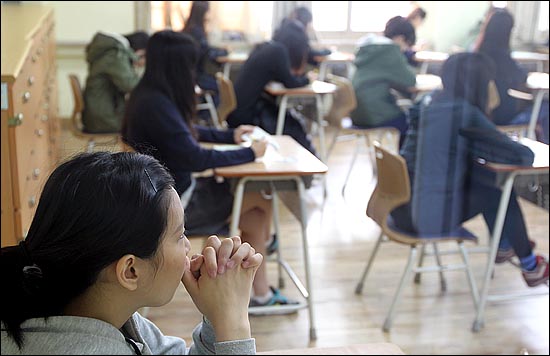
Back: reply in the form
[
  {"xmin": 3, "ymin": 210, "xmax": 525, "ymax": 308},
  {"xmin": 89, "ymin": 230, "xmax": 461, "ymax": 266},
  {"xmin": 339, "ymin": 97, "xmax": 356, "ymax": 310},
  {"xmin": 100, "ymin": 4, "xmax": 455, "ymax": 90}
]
[
  {"xmin": 414, "ymin": 74, "xmax": 442, "ymax": 92},
  {"xmin": 257, "ymin": 343, "xmax": 405, "ymax": 355},
  {"xmin": 317, "ymin": 51, "xmax": 355, "ymax": 63},
  {"xmin": 217, "ymin": 52, "xmax": 249, "ymax": 64},
  {"xmin": 526, "ymin": 72, "xmax": 549, "ymax": 90},
  {"xmin": 480, "ymin": 138, "xmax": 549, "ymax": 172},
  {"xmin": 265, "ymin": 80, "xmax": 338, "ymax": 96},
  {"xmin": 214, "ymin": 136, "xmax": 328, "ymax": 178},
  {"xmin": 511, "ymin": 51, "xmax": 549, "ymax": 63},
  {"xmin": 414, "ymin": 51, "xmax": 449, "ymax": 63}
]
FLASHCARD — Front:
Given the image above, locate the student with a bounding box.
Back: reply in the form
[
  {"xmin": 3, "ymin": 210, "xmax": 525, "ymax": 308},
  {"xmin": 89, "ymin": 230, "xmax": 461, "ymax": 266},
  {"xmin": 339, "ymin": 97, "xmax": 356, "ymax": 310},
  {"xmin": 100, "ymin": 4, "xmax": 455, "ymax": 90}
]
[
  {"xmin": 0, "ymin": 151, "xmax": 262, "ymax": 354},
  {"xmin": 122, "ymin": 30, "xmax": 300, "ymax": 314},
  {"xmin": 182, "ymin": 1, "xmax": 227, "ymax": 106},
  {"xmin": 404, "ymin": 6, "xmax": 427, "ymax": 66},
  {"xmin": 476, "ymin": 8, "xmax": 549, "ymax": 143},
  {"xmin": 350, "ymin": 16, "xmax": 416, "ymax": 144},
  {"xmin": 273, "ymin": 6, "xmax": 331, "ymax": 67},
  {"xmin": 391, "ymin": 52, "xmax": 548, "ymax": 287},
  {"xmin": 226, "ymin": 23, "xmax": 316, "ymax": 155},
  {"xmin": 82, "ymin": 31, "xmax": 149, "ymax": 133}
]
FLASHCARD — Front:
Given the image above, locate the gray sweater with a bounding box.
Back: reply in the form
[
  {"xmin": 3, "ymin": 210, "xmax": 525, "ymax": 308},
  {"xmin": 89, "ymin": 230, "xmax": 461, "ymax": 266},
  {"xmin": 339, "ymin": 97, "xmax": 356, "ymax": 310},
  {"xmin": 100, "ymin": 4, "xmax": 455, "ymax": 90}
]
[{"xmin": 1, "ymin": 313, "xmax": 256, "ymax": 355}]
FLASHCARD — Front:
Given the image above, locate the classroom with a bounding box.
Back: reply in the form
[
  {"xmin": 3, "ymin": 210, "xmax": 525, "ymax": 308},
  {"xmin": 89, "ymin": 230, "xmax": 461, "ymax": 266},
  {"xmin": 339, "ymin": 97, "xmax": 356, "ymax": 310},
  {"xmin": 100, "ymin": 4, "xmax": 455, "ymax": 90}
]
[{"xmin": 1, "ymin": 1, "xmax": 549, "ymax": 355}]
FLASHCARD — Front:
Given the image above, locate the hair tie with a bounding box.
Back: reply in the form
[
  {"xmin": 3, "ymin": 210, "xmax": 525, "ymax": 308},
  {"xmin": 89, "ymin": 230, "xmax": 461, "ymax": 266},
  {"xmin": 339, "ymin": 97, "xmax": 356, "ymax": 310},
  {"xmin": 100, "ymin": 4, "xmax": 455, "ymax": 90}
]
[{"xmin": 19, "ymin": 241, "xmax": 43, "ymax": 294}]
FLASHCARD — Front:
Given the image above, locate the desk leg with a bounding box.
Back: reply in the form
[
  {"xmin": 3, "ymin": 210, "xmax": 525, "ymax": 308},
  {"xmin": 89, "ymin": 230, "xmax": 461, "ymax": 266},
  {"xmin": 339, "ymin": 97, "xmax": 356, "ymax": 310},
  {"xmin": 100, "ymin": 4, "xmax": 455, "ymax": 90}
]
[
  {"xmin": 271, "ymin": 190, "xmax": 285, "ymax": 289},
  {"xmin": 420, "ymin": 62, "xmax": 428, "ymax": 74},
  {"xmin": 230, "ymin": 178, "xmax": 246, "ymax": 237},
  {"xmin": 276, "ymin": 96, "xmax": 289, "ymax": 136},
  {"xmin": 472, "ymin": 173, "xmax": 516, "ymax": 332},
  {"xmin": 294, "ymin": 176, "xmax": 317, "ymax": 340},
  {"xmin": 319, "ymin": 62, "xmax": 327, "ymax": 82},
  {"xmin": 527, "ymin": 90, "xmax": 544, "ymax": 140},
  {"xmin": 316, "ymin": 94, "xmax": 328, "ymax": 198},
  {"xmin": 223, "ymin": 63, "xmax": 231, "ymax": 79}
]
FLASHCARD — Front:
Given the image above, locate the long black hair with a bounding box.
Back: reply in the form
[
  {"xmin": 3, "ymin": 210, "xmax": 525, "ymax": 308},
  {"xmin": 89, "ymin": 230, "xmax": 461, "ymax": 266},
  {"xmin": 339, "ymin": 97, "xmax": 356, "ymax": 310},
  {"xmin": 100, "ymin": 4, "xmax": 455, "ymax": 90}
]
[
  {"xmin": 438, "ymin": 52, "xmax": 496, "ymax": 114},
  {"xmin": 183, "ymin": 1, "xmax": 209, "ymax": 34},
  {"xmin": 477, "ymin": 8, "xmax": 514, "ymax": 53},
  {"xmin": 123, "ymin": 30, "xmax": 199, "ymax": 135},
  {"xmin": 272, "ymin": 20, "xmax": 310, "ymax": 71},
  {"xmin": 1, "ymin": 152, "xmax": 175, "ymax": 348}
]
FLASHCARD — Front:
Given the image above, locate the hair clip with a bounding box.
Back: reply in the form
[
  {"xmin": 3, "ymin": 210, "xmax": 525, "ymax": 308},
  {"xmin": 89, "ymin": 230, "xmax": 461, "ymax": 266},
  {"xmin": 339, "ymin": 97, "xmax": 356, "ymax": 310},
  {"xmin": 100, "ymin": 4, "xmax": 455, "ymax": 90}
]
[{"xmin": 144, "ymin": 169, "xmax": 157, "ymax": 193}]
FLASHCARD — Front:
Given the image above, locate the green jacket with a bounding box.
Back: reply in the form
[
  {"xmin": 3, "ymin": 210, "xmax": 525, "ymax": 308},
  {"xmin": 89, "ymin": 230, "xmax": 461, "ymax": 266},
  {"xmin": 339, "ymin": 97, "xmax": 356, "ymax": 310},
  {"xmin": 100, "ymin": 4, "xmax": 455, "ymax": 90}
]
[
  {"xmin": 350, "ymin": 35, "xmax": 416, "ymax": 127},
  {"xmin": 82, "ymin": 32, "xmax": 140, "ymax": 133}
]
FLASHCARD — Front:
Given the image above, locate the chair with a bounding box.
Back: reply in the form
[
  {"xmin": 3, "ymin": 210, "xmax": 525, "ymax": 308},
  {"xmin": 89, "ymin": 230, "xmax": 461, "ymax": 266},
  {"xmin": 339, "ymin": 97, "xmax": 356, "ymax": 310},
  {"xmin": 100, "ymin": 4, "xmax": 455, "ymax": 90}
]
[
  {"xmin": 215, "ymin": 72, "xmax": 237, "ymax": 127},
  {"xmin": 325, "ymin": 75, "xmax": 401, "ymax": 197},
  {"xmin": 68, "ymin": 74, "xmax": 119, "ymax": 152},
  {"xmin": 355, "ymin": 144, "xmax": 479, "ymax": 332}
]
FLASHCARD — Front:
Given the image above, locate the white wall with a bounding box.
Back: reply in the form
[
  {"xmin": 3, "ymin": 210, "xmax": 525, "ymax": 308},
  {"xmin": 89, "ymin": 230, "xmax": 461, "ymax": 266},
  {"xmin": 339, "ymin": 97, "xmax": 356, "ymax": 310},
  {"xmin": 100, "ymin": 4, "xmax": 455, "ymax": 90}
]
[{"xmin": 417, "ymin": 1, "xmax": 491, "ymax": 52}]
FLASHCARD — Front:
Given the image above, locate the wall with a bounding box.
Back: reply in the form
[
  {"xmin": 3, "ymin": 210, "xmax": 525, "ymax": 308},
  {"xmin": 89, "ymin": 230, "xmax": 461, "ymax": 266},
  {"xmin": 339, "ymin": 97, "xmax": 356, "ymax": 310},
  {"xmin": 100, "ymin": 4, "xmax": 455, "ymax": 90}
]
[{"xmin": 417, "ymin": 1, "xmax": 491, "ymax": 52}]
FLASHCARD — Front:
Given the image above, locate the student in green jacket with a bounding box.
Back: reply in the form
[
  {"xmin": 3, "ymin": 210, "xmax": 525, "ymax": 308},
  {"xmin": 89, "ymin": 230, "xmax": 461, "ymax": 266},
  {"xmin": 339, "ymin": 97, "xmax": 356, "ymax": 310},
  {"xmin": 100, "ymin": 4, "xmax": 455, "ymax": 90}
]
[
  {"xmin": 82, "ymin": 31, "xmax": 149, "ymax": 133},
  {"xmin": 350, "ymin": 16, "xmax": 416, "ymax": 145}
]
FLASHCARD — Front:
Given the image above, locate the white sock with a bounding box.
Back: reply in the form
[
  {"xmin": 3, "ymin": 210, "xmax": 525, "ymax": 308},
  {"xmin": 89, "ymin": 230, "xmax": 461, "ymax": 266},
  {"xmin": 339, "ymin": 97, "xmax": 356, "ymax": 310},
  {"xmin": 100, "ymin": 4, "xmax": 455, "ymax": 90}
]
[{"xmin": 252, "ymin": 289, "xmax": 274, "ymax": 304}]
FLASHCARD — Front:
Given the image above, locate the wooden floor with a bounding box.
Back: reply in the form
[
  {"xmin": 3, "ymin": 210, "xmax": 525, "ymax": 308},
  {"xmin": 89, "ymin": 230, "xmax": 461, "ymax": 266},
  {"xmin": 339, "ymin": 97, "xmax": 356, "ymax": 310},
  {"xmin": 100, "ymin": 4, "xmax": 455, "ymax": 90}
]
[{"xmin": 59, "ymin": 125, "xmax": 549, "ymax": 355}]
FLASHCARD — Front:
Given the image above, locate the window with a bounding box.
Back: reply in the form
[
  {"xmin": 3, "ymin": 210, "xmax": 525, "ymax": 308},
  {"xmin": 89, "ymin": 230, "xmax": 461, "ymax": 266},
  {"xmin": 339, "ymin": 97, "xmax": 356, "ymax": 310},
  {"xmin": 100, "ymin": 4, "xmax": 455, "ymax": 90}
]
[
  {"xmin": 537, "ymin": 1, "xmax": 548, "ymax": 32},
  {"xmin": 312, "ymin": 1, "xmax": 411, "ymax": 33}
]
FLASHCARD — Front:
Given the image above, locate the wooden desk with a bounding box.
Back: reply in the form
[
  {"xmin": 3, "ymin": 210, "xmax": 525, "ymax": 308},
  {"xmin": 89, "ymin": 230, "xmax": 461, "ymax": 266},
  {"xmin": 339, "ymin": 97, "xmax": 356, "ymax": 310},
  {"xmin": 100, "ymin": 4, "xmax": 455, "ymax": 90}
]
[
  {"xmin": 316, "ymin": 51, "xmax": 355, "ymax": 81},
  {"xmin": 257, "ymin": 343, "xmax": 405, "ymax": 355},
  {"xmin": 414, "ymin": 51, "xmax": 449, "ymax": 74},
  {"xmin": 511, "ymin": 51, "xmax": 549, "ymax": 72},
  {"xmin": 525, "ymin": 72, "xmax": 549, "ymax": 140},
  {"xmin": 217, "ymin": 52, "xmax": 248, "ymax": 78},
  {"xmin": 472, "ymin": 138, "xmax": 549, "ymax": 332},
  {"xmin": 264, "ymin": 80, "xmax": 338, "ymax": 163},
  {"xmin": 215, "ymin": 136, "xmax": 328, "ymax": 340}
]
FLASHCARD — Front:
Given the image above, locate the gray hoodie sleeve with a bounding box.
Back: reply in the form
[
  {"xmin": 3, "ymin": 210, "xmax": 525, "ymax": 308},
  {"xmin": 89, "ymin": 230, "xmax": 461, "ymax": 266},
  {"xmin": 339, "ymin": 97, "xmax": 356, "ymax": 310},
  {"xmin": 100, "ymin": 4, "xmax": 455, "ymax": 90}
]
[{"xmin": 190, "ymin": 317, "xmax": 256, "ymax": 355}]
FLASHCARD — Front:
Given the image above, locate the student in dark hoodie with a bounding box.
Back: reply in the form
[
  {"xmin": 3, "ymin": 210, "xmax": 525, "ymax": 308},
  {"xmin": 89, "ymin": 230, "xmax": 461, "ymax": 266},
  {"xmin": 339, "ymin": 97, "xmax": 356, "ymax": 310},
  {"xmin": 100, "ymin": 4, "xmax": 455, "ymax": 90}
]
[
  {"xmin": 350, "ymin": 16, "xmax": 416, "ymax": 144},
  {"xmin": 82, "ymin": 31, "xmax": 149, "ymax": 133},
  {"xmin": 226, "ymin": 22, "xmax": 315, "ymax": 154},
  {"xmin": 391, "ymin": 52, "xmax": 548, "ymax": 287}
]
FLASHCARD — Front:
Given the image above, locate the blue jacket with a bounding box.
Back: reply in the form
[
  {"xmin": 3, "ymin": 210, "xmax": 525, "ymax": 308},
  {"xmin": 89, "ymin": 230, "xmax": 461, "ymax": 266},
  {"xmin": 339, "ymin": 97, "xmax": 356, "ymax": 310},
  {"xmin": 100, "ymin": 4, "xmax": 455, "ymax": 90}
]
[
  {"xmin": 393, "ymin": 94, "xmax": 532, "ymax": 235},
  {"xmin": 122, "ymin": 85, "xmax": 255, "ymax": 195}
]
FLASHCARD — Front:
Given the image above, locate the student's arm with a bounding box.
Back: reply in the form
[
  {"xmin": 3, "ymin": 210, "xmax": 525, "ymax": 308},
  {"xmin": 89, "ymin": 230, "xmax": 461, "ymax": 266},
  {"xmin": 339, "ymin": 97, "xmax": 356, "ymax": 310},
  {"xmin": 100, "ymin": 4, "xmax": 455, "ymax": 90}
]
[
  {"xmin": 143, "ymin": 96, "xmax": 255, "ymax": 172},
  {"xmin": 102, "ymin": 49, "xmax": 140, "ymax": 93},
  {"xmin": 385, "ymin": 46, "xmax": 417, "ymax": 93},
  {"xmin": 196, "ymin": 125, "xmax": 236, "ymax": 144},
  {"xmin": 272, "ymin": 46, "xmax": 309, "ymax": 88}
]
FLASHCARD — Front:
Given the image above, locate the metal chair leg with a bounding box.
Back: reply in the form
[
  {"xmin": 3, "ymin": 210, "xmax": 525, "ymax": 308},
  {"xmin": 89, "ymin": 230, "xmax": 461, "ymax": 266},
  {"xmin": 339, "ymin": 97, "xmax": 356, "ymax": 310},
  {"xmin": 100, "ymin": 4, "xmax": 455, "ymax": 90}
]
[
  {"xmin": 432, "ymin": 243, "xmax": 447, "ymax": 292},
  {"xmin": 355, "ymin": 232, "xmax": 384, "ymax": 294},
  {"xmin": 414, "ymin": 244, "xmax": 426, "ymax": 284},
  {"xmin": 383, "ymin": 246, "xmax": 418, "ymax": 332},
  {"xmin": 458, "ymin": 241, "xmax": 479, "ymax": 309},
  {"xmin": 271, "ymin": 191, "xmax": 284, "ymax": 289},
  {"xmin": 341, "ymin": 134, "xmax": 360, "ymax": 198}
]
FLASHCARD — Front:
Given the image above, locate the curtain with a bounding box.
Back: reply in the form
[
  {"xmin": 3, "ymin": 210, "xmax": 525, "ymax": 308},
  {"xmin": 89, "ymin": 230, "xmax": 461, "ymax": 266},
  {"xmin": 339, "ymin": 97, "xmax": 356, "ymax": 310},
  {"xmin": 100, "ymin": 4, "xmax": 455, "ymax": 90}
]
[{"xmin": 507, "ymin": 1, "xmax": 541, "ymax": 46}]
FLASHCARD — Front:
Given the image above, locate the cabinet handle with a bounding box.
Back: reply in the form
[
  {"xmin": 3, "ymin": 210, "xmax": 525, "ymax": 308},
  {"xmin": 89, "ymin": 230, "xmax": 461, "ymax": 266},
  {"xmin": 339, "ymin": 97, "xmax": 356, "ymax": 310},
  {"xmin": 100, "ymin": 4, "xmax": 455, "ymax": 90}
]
[
  {"xmin": 23, "ymin": 91, "xmax": 31, "ymax": 103},
  {"xmin": 41, "ymin": 114, "xmax": 48, "ymax": 122},
  {"xmin": 33, "ymin": 168, "xmax": 41, "ymax": 178},
  {"xmin": 28, "ymin": 196, "xmax": 36, "ymax": 208},
  {"xmin": 28, "ymin": 76, "xmax": 35, "ymax": 86},
  {"xmin": 8, "ymin": 113, "xmax": 23, "ymax": 127},
  {"xmin": 35, "ymin": 129, "xmax": 44, "ymax": 137}
]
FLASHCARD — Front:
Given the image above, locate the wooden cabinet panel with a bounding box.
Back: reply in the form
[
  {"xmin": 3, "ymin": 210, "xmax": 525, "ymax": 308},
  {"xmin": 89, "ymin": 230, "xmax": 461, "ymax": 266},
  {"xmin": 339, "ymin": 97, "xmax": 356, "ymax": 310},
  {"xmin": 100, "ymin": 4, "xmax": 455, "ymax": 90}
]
[{"xmin": 1, "ymin": 4, "xmax": 59, "ymax": 246}]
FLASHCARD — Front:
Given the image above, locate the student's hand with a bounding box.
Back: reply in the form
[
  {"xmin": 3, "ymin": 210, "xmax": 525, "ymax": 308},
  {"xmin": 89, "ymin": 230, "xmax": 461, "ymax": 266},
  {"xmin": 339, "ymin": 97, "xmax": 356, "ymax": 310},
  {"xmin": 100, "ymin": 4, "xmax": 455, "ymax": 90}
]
[
  {"xmin": 234, "ymin": 125, "xmax": 256, "ymax": 143},
  {"xmin": 182, "ymin": 237, "xmax": 261, "ymax": 342},
  {"xmin": 251, "ymin": 140, "xmax": 268, "ymax": 158},
  {"xmin": 200, "ymin": 235, "xmax": 263, "ymax": 278}
]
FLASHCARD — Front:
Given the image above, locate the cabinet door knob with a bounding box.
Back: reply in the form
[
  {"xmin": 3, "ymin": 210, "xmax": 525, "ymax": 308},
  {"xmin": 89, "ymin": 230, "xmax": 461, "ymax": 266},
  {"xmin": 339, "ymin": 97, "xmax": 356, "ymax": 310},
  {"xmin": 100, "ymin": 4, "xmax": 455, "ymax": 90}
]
[
  {"xmin": 23, "ymin": 91, "xmax": 31, "ymax": 103},
  {"xmin": 28, "ymin": 196, "xmax": 36, "ymax": 207},
  {"xmin": 28, "ymin": 76, "xmax": 35, "ymax": 86}
]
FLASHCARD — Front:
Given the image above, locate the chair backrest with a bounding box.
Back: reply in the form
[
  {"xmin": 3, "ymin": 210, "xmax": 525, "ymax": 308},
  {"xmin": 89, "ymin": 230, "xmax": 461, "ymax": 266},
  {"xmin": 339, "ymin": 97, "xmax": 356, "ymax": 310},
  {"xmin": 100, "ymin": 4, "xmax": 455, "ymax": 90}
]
[
  {"xmin": 367, "ymin": 144, "xmax": 415, "ymax": 244},
  {"xmin": 68, "ymin": 74, "xmax": 85, "ymax": 133},
  {"xmin": 325, "ymin": 74, "xmax": 357, "ymax": 126},
  {"xmin": 216, "ymin": 72, "xmax": 237, "ymax": 125}
]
